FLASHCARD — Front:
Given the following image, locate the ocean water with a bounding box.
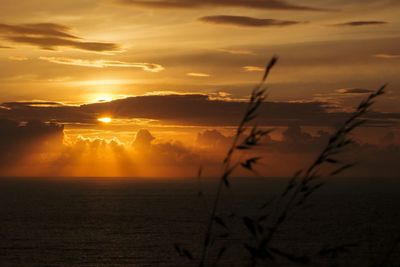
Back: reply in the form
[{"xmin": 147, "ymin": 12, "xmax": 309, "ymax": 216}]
[{"xmin": 0, "ymin": 177, "xmax": 399, "ymax": 267}]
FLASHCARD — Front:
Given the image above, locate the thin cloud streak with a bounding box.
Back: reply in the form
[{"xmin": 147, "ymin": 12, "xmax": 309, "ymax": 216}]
[
  {"xmin": 40, "ymin": 57, "xmax": 165, "ymax": 72},
  {"xmin": 187, "ymin": 72, "xmax": 210, "ymax": 77},
  {"xmin": 199, "ymin": 15, "xmax": 305, "ymax": 27},
  {"xmin": 0, "ymin": 23, "xmax": 79, "ymax": 39},
  {"xmin": 217, "ymin": 48, "xmax": 255, "ymax": 55},
  {"xmin": 243, "ymin": 66, "xmax": 264, "ymax": 72},
  {"xmin": 0, "ymin": 22, "xmax": 120, "ymax": 52},
  {"xmin": 332, "ymin": 21, "xmax": 388, "ymax": 27},
  {"xmin": 336, "ymin": 88, "xmax": 374, "ymax": 94},
  {"xmin": 117, "ymin": 0, "xmax": 330, "ymax": 11},
  {"xmin": 375, "ymin": 53, "xmax": 400, "ymax": 59}
]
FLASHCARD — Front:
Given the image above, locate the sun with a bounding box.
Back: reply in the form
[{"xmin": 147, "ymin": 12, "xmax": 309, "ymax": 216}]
[{"xmin": 98, "ymin": 117, "xmax": 112, "ymax": 123}]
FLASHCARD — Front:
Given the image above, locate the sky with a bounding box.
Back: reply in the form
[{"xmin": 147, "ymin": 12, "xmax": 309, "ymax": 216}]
[{"xmin": 0, "ymin": 0, "xmax": 399, "ymax": 177}]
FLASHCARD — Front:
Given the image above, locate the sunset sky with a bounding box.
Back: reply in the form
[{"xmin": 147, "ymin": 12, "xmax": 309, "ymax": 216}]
[{"xmin": 0, "ymin": 0, "xmax": 399, "ymax": 177}]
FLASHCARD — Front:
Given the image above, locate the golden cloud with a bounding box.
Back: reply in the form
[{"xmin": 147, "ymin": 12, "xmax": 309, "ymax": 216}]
[
  {"xmin": 0, "ymin": 22, "xmax": 120, "ymax": 52},
  {"xmin": 40, "ymin": 57, "xmax": 165, "ymax": 72}
]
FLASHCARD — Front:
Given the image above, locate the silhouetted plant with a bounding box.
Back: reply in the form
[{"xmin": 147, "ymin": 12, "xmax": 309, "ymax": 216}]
[
  {"xmin": 175, "ymin": 57, "xmax": 390, "ymax": 267},
  {"xmin": 196, "ymin": 56, "xmax": 277, "ymax": 267},
  {"xmin": 243, "ymin": 84, "xmax": 387, "ymax": 266}
]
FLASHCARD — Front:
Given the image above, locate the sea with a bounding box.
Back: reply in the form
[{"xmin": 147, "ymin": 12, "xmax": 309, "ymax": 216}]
[{"xmin": 0, "ymin": 177, "xmax": 399, "ymax": 267}]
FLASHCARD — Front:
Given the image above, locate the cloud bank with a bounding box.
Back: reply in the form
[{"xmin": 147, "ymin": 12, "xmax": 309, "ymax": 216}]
[
  {"xmin": 0, "ymin": 22, "xmax": 120, "ymax": 52},
  {"xmin": 1, "ymin": 94, "xmax": 399, "ymax": 127},
  {"xmin": 0, "ymin": 119, "xmax": 399, "ymax": 178}
]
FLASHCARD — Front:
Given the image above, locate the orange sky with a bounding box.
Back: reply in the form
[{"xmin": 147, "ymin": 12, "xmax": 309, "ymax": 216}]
[{"xmin": 0, "ymin": 0, "xmax": 399, "ymax": 177}]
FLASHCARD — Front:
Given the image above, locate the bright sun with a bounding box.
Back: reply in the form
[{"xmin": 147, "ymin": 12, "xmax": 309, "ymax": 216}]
[{"xmin": 98, "ymin": 117, "xmax": 112, "ymax": 123}]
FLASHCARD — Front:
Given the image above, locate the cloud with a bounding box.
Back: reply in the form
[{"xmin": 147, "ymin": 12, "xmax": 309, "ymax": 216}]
[
  {"xmin": 1, "ymin": 94, "xmax": 399, "ymax": 127},
  {"xmin": 0, "ymin": 120, "xmax": 64, "ymax": 151},
  {"xmin": 0, "ymin": 119, "xmax": 201, "ymax": 177},
  {"xmin": 117, "ymin": 0, "xmax": 329, "ymax": 11},
  {"xmin": 276, "ymin": 124, "xmax": 330, "ymax": 153},
  {"xmin": 187, "ymin": 72, "xmax": 210, "ymax": 77},
  {"xmin": 0, "ymin": 101, "xmax": 96, "ymax": 124},
  {"xmin": 40, "ymin": 57, "xmax": 164, "ymax": 72},
  {"xmin": 8, "ymin": 56, "xmax": 28, "ymax": 61},
  {"xmin": 150, "ymin": 141, "xmax": 200, "ymax": 165},
  {"xmin": 0, "ymin": 119, "xmax": 64, "ymax": 172},
  {"xmin": 217, "ymin": 48, "xmax": 255, "ymax": 55},
  {"xmin": 263, "ymin": 125, "xmax": 400, "ymax": 177},
  {"xmin": 196, "ymin": 129, "xmax": 231, "ymax": 148},
  {"xmin": 374, "ymin": 53, "xmax": 400, "ymax": 59},
  {"xmin": 243, "ymin": 66, "xmax": 264, "ymax": 72},
  {"xmin": 1, "ymin": 101, "xmax": 64, "ymax": 108},
  {"xmin": 0, "ymin": 23, "xmax": 79, "ymax": 39},
  {"xmin": 336, "ymin": 88, "xmax": 374, "ymax": 94},
  {"xmin": 5, "ymin": 36, "xmax": 119, "ymax": 52},
  {"xmin": 0, "ymin": 119, "xmax": 398, "ymax": 178},
  {"xmin": 0, "ymin": 22, "xmax": 120, "ymax": 52},
  {"xmin": 132, "ymin": 129, "xmax": 155, "ymax": 149},
  {"xmin": 130, "ymin": 129, "xmax": 202, "ymax": 176},
  {"xmin": 0, "ymin": 44, "xmax": 12, "ymax": 49},
  {"xmin": 332, "ymin": 21, "xmax": 388, "ymax": 27},
  {"xmin": 199, "ymin": 15, "xmax": 305, "ymax": 27}
]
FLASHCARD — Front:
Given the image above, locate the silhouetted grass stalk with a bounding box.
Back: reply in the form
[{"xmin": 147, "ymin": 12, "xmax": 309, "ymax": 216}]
[
  {"xmin": 176, "ymin": 57, "xmax": 389, "ymax": 267},
  {"xmin": 245, "ymin": 84, "xmax": 386, "ymax": 266},
  {"xmin": 197, "ymin": 57, "xmax": 278, "ymax": 267}
]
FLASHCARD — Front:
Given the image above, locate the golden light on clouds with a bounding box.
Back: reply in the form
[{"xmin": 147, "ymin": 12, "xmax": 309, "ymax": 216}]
[
  {"xmin": 40, "ymin": 57, "xmax": 165, "ymax": 72},
  {"xmin": 1, "ymin": 0, "xmax": 400, "ymax": 178},
  {"xmin": 243, "ymin": 66, "xmax": 264, "ymax": 72},
  {"xmin": 187, "ymin": 72, "xmax": 211, "ymax": 77}
]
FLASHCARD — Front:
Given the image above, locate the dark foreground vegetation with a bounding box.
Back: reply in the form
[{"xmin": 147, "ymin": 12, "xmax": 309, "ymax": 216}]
[{"xmin": 174, "ymin": 57, "xmax": 399, "ymax": 267}]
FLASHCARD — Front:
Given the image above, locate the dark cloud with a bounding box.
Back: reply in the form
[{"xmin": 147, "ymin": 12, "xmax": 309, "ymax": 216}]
[
  {"xmin": 192, "ymin": 127, "xmax": 400, "ymax": 178},
  {"xmin": 133, "ymin": 129, "xmax": 155, "ymax": 150},
  {"xmin": 0, "ymin": 101, "xmax": 96, "ymax": 124},
  {"xmin": 199, "ymin": 15, "xmax": 304, "ymax": 27},
  {"xmin": 0, "ymin": 22, "xmax": 120, "ymax": 52},
  {"xmin": 0, "ymin": 120, "xmax": 64, "ymax": 150},
  {"xmin": 150, "ymin": 141, "xmax": 200, "ymax": 165},
  {"xmin": 0, "ymin": 23, "xmax": 79, "ymax": 39},
  {"xmin": 117, "ymin": 0, "xmax": 329, "ymax": 11},
  {"xmin": 83, "ymin": 95, "xmax": 340, "ymax": 126},
  {"xmin": 196, "ymin": 129, "xmax": 232, "ymax": 148},
  {"xmin": 1, "ymin": 94, "xmax": 399, "ymax": 127},
  {"xmin": 3, "ymin": 101, "xmax": 64, "ymax": 107},
  {"xmin": 337, "ymin": 88, "xmax": 374, "ymax": 94},
  {"xmin": 332, "ymin": 21, "xmax": 388, "ymax": 27},
  {"xmin": 269, "ymin": 124, "xmax": 330, "ymax": 153},
  {"xmin": 4, "ymin": 36, "xmax": 119, "ymax": 52},
  {"xmin": 130, "ymin": 129, "xmax": 202, "ymax": 176},
  {"xmin": 0, "ymin": 119, "xmax": 64, "ymax": 172},
  {"xmin": 263, "ymin": 125, "xmax": 400, "ymax": 177}
]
